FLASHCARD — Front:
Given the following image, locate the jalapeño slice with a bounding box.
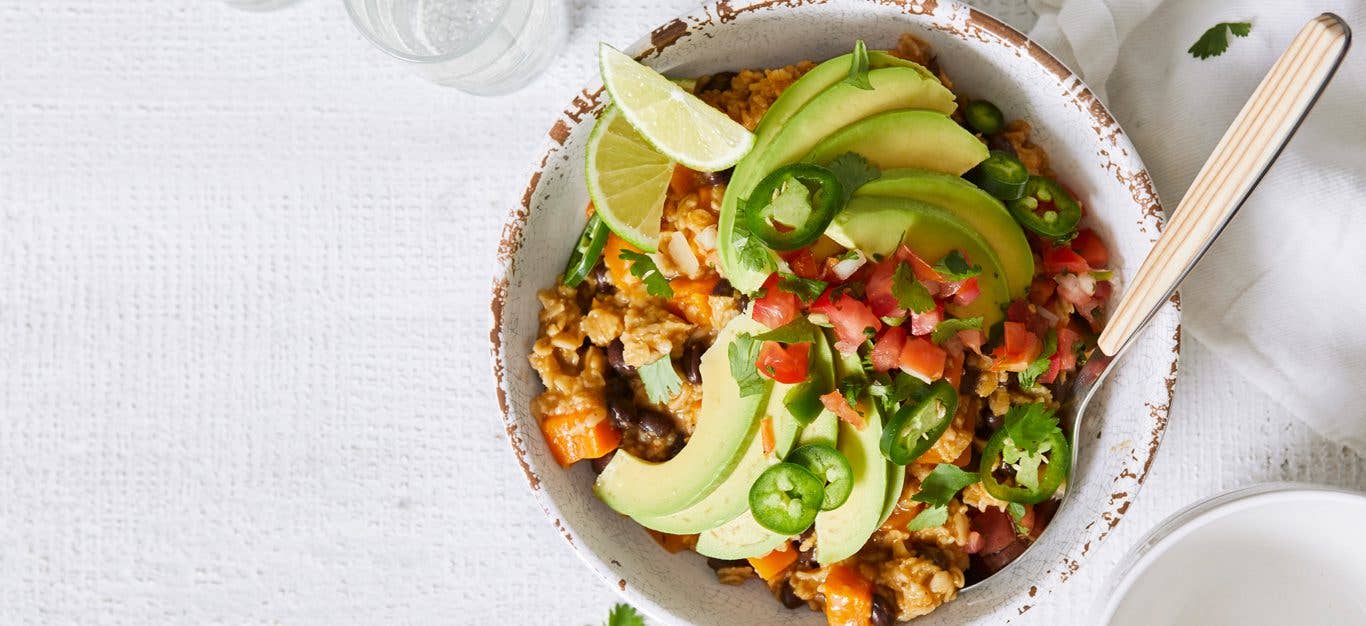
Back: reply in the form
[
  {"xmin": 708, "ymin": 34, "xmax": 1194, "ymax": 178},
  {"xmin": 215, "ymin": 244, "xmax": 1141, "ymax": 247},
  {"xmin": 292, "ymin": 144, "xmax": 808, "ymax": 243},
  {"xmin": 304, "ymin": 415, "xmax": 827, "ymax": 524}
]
[
  {"xmin": 879, "ymin": 380, "xmax": 958, "ymax": 465},
  {"xmin": 563, "ymin": 212, "xmax": 612, "ymax": 288},
  {"xmin": 1007, "ymin": 176, "xmax": 1082, "ymax": 241},
  {"xmin": 969, "ymin": 151, "xmax": 1029, "ymax": 201},
  {"xmin": 979, "ymin": 429, "xmax": 1071, "ymax": 504},
  {"xmin": 786, "ymin": 444, "xmax": 854, "ymax": 510},
  {"xmin": 743, "ymin": 163, "xmax": 844, "ymax": 251},
  {"xmin": 749, "ymin": 462, "xmax": 826, "ymax": 535}
]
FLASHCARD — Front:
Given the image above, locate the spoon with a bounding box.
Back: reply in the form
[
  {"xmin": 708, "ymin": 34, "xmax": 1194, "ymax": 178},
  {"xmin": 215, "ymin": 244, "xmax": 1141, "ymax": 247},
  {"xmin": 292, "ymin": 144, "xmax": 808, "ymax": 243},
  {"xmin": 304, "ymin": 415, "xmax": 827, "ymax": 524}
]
[{"xmin": 970, "ymin": 12, "xmax": 1351, "ymax": 589}]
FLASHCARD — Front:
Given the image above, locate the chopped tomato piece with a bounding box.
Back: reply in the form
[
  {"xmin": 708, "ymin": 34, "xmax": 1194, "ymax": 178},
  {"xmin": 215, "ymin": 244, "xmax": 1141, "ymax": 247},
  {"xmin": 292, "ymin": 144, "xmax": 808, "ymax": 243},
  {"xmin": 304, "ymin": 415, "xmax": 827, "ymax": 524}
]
[
  {"xmin": 1056, "ymin": 325, "xmax": 1082, "ymax": 371},
  {"xmin": 900, "ymin": 337, "xmax": 947, "ymax": 382},
  {"xmin": 1038, "ymin": 352, "xmax": 1063, "ymax": 385},
  {"xmin": 752, "ymin": 274, "xmax": 800, "ymax": 329},
  {"xmin": 820, "ymin": 390, "xmax": 866, "ymax": 429},
  {"xmin": 811, "ymin": 291, "xmax": 881, "ymax": 353},
  {"xmin": 1042, "ymin": 244, "xmax": 1091, "ymax": 275},
  {"xmin": 863, "ymin": 257, "xmax": 904, "ymax": 318},
  {"xmin": 973, "ymin": 506, "xmax": 1018, "ymax": 555},
  {"xmin": 540, "ymin": 409, "xmax": 620, "ymax": 468},
  {"xmin": 1028, "ymin": 275, "xmax": 1056, "ymax": 306},
  {"xmin": 870, "ymin": 326, "xmax": 907, "ymax": 372},
  {"xmin": 945, "ymin": 349, "xmax": 966, "ymax": 390},
  {"xmin": 821, "ymin": 564, "xmax": 875, "ymax": 626},
  {"xmin": 949, "ymin": 276, "xmax": 981, "ymax": 305},
  {"xmin": 748, "ymin": 545, "xmax": 798, "ymax": 581},
  {"xmin": 1006, "ymin": 299, "xmax": 1032, "ymax": 323},
  {"xmin": 909, "ymin": 304, "xmax": 944, "ymax": 337},
  {"xmin": 757, "ymin": 341, "xmax": 810, "ymax": 384},
  {"xmin": 991, "ymin": 321, "xmax": 1043, "ymax": 372},
  {"xmin": 785, "ymin": 248, "xmax": 824, "ymax": 280},
  {"xmin": 1071, "ymin": 228, "xmax": 1109, "ymax": 268},
  {"xmin": 900, "ymin": 245, "xmax": 943, "ymax": 283}
]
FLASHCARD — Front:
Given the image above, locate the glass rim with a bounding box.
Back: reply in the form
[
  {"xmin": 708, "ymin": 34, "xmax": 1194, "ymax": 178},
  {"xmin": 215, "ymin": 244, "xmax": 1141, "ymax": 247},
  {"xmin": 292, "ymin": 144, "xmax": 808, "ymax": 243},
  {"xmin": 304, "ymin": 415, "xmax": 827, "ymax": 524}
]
[{"xmin": 342, "ymin": 0, "xmax": 515, "ymax": 64}]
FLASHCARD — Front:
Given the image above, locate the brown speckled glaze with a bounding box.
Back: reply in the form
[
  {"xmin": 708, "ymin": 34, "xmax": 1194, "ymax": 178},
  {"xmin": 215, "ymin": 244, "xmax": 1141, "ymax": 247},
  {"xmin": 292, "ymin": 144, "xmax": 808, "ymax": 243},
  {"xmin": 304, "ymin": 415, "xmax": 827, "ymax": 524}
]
[{"xmin": 489, "ymin": 1, "xmax": 1179, "ymax": 623}]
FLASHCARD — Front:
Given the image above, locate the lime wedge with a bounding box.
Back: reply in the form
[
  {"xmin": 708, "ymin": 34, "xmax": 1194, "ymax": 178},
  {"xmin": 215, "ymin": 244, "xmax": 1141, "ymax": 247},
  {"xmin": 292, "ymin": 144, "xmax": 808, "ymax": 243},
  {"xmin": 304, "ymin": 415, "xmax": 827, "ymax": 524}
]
[
  {"xmin": 585, "ymin": 105, "xmax": 674, "ymax": 251},
  {"xmin": 599, "ymin": 43, "xmax": 755, "ymax": 172}
]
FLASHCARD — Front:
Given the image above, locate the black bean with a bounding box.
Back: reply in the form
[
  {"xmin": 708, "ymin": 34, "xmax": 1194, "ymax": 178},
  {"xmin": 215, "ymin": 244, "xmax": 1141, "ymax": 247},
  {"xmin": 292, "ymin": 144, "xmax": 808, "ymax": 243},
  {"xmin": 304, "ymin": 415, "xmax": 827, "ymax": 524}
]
[
  {"xmin": 992, "ymin": 464, "xmax": 1017, "ymax": 483},
  {"xmin": 986, "ymin": 133, "xmax": 1016, "ymax": 155},
  {"xmin": 592, "ymin": 262, "xmax": 615, "ymax": 296},
  {"xmin": 680, "ymin": 340, "xmax": 705, "ymax": 384},
  {"xmin": 735, "ymin": 294, "xmax": 750, "ymax": 312},
  {"xmin": 589, "ymin": 450, "xmax": 616, "ymax": 474},
  {"xmin": 706, "ymin": 557, "xmax": 748, "ymax": 571},
  {"xmin": 795, "ymin": 546, "xmax": 818, "ymax": 569},
  {"xmin": 710, "ymin": 278, "xmax": 736, "ymax": 296},
  {"xmin": 700, "ymin": 168, "xmax": 732, "ymax": 186},
  {"xmin": 607, "ymin": 339, "xmax": 634, "ymax": 376},
  {"xmin": 606, "ymin": 379, "xmax": 638, "ymax": 430},
  {"xmin": 697, "ymin": 71, "xmax": 737, "ymax": 94},
  {"xmin": 780, "ymin": 582, "xmax": 805, "ymax": 609},
  {"xmin": 870, "ymin": 594, "xmax": 895, "ymax": 626},
  {"xmin": 637, "ymin": 410, "xmax": 676, "ymax": 439},
  {"xmin": 979, "ymin": 538, "xmax": 1030, "ymax": 574}
]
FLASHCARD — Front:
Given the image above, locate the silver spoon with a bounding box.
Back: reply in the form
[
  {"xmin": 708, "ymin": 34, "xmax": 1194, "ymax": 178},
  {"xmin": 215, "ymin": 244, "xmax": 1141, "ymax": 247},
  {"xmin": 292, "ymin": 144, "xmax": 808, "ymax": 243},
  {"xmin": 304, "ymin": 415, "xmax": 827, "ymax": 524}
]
[{"xmin": 970, "ymin": 12, "xmax": 1351, "ymax": 589}]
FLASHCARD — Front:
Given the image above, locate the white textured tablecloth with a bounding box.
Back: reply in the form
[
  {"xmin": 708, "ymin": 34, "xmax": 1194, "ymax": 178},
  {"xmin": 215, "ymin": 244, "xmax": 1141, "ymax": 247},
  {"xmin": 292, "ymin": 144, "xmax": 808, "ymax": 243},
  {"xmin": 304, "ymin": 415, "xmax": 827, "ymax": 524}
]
[{"xmin": 0, "ymin": 1, "xmax": 1361, "ymax": 624}]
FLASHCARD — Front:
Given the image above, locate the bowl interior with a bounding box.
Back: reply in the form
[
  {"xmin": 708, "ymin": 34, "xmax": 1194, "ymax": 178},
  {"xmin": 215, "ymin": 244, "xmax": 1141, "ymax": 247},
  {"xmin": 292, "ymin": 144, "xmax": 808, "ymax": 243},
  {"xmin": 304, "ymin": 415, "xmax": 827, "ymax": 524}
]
[{"xmin": 491, "ymin": 1, "xmax": 1179, "ymax": 623}]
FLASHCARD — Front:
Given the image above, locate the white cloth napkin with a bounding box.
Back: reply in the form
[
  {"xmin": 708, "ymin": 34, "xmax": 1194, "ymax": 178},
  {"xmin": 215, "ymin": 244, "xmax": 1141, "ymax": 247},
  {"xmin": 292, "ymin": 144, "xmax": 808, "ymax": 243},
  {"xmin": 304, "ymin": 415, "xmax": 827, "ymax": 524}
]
[{"xmin": 1027, "ymin": 0, "xmax": 1366, "ymax": 454}]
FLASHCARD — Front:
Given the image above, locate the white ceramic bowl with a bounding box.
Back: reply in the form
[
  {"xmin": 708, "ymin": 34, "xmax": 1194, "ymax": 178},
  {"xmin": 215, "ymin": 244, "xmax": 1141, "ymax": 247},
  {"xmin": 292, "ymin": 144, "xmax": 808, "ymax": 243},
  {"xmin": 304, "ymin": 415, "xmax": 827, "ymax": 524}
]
[
  {"xmin": 490, "ymin": 1, "xmax": 1181, "ymax": 622},
  {"xmin": 1101, "ymin": 485, "xmax": 1366, "ymax": 625}
]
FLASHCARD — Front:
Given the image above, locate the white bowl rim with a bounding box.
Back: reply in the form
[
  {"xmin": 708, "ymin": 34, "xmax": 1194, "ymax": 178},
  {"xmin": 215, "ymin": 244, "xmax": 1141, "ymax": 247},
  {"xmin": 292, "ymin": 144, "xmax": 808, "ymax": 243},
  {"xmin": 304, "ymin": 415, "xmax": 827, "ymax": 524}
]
[{"xmin": 488, "ymin": 0, "xmax": 1182, "ymax": 621}]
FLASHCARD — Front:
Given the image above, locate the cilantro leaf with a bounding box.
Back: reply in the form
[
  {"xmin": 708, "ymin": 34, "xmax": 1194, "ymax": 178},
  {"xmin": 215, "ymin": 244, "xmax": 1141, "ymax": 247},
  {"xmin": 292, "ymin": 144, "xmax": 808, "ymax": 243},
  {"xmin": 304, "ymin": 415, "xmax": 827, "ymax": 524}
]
[
  {"xmin": 1007, "ymin": 502, "xmax": 1030, "ymax": 535},
  {"xmin": 906, "ymin": 504, "xmax": 948, "ymax": 531},
  {"xmin": 732, "ymin": 205, "xmax": 775, "ymax": 276},
  {"xmin": 1017, "ymin": 330, "xmax": 1057, "ymax": 389},
  {"xmin": 930, "ymin": 316, "xmax": 983, "ymax": 345},
  {"xmin": 638, "ymin": 356, "xmax": 683, "ymax": 404},
  {"xmin": 617, "ymin": 250, "xmax": 673, "ymax": 298},
  {"xmin": 932, "ymin": 250, "xmax": 981, "ymax": 281},
  {"xmin": 779, "ymin": 273, "xmax": 828, "ymax": 303},
  {"xmin": 1001, "ymin": 403, "xmax": 1062, "ymax": 456},
  {"xmin": 825, "ymin": 152, "xmax": 881, "ymax": 201},
  {"xmin": 839, "ymin": 376, "xmax": 867, "ymax": 410},
  {"xmin": 844, "ymin": 39, "xmax": 872, "ymax": 90},
  {"xmin": 891, "ymin": 261, "xmax": 935, "ymax": 314},
  {"xmin": 754, "ymin": 317, "xmax": 820, "ymax": 344},
  {"xmin": 1189, "ymin": 21, "xmax": 1252, "ymax": 59},
  {"xmin": 604, "ymin": 603, "xmax": 646, "ymax": 626},
  {"xmin": 728, "ymin": 332, "xmax": 768, "ymax": 398},
  {"xmin": 912, "ymin": 463, "xmax": 980, "ymax": 507}
]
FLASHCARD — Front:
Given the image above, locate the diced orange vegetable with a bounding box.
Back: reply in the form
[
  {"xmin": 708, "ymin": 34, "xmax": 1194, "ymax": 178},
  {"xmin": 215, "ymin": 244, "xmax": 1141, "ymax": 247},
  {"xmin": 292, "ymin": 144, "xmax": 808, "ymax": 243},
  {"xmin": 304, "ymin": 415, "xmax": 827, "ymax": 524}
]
[
  {"xmin": 747, "ymin": 545, "xmax": 798, "ymax": 581},
  {"xmin": 540, "ymin": 409, "xmax": 620, "ymax": 468},
  {"xmin": 820, "ymin": 390, "xmax": 866, "ymax": 429},
  {"xmin": 603, "ymin": 234, "xmax": 644, "ymax": 294},
  {"xmin": 944, "ymin": 349, "xmax": 965, "ymax": 390},
  {"xmin": 760, "ymin": 417, "xmax": 776, "ymax": 456},
  {"xmin": 670, "ymin": 164, "xmax": 700, "ymax": 196},
  {"xmin": 820, "ymin": 564, "xmax": 875, "ymax": 626},
  {"xmin": 667, "ymin": 275, "xmax": 720, "ymax": 327}
]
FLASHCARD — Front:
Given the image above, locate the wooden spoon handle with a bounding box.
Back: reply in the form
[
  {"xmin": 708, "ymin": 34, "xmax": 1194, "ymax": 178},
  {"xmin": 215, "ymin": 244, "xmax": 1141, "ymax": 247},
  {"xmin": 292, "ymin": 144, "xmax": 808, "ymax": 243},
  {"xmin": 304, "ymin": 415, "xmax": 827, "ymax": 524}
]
[{"xmin": 1097, "ymin": 13, "xmax": 1351, "ymax": 356}]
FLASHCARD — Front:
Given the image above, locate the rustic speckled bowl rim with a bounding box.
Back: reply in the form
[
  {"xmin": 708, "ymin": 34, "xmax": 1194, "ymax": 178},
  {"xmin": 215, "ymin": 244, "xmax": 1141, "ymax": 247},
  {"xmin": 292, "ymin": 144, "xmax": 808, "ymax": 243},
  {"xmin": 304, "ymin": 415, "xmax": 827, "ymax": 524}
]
[{"xmin": 490, "ymin": 0, "xmax": 1181, "ymax": 621}]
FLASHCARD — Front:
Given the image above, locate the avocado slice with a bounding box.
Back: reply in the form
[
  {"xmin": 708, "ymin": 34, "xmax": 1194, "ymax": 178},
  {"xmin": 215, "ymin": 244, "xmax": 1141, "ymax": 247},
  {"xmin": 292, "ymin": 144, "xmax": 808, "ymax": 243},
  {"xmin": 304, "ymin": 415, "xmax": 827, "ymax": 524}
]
[
  {"xmin": 813, "ymin": 349, "xmax": 891, "ymax": 565},
  {"xmin": 825, "ymin": 196, "xmax": 1012, "ymax": 327},
  {"xmin": 719, "ymin": 66, "xmax": 958, "ymax": 294},
  {"xmin": 857, "ymin": 168, "xmax": 1034, "ymax": 298},
  {"xmin": 879, "ymin": 463, "xmax": 908, "ymax": 527},
  {"xmin": 633, "ymin": 385, "xmax": 799, "ymax": 534},
  {"xmin": 695, "ymin": 509, "xmax": 792, "ymax": 560},
  {"xmin": 804, "ymin": 110, "xmax": 989, "ymax": 176},
  {"xmin": 594, "ymin": 316, "xmax": 772, "ymax": 518}
]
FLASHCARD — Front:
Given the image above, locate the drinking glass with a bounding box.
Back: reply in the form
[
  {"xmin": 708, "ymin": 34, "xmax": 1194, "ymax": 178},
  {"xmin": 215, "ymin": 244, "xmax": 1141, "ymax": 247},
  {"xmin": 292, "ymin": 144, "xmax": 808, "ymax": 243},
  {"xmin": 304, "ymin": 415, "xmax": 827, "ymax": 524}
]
[{"xmin": 344, "ymin": 0, "xmax": 569, "ymax": 95}]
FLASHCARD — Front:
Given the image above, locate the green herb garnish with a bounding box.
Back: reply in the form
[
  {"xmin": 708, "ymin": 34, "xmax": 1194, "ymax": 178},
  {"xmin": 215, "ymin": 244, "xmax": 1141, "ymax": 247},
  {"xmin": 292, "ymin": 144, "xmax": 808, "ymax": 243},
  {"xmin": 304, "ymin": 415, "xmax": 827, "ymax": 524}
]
[
  {"xmin": 778, "ymin": 273, "xmax": 828, "ymax": 303},
  {"xmin": 1017, "ymin": 329, "xmax": 1058, "ymax": 389},
  {"xmin": 930, "ymin": 316, "xmax": 983, "ymax": 345},
  {"xmin": 825, "ymin": 151, "xmax": 881, "ymax": 201},
  {"xmin": 1189, "ymin": 21, "xmax": 1252, "ymax": 59},
  {"xmin": 728, "ymin": 332, "xmax": 767, "ymax": 397},
  {"xmin": 754, "ymin": 317, "xmax": 821, "ymax": 344},
  {"xmin": 638, "ymin": 356, "xmax": 683, "ymax": 404},
  {"xmin": 844, "ymin": 39, "xmax": 873, "ymax": 90},
  {"xmin": 932, "ymin": 250, "xmax": 981, "ymax": 281},
  {"xmin": 618, "ymin": 250, "xmax": 673, "ymax": 298},
  {"xmin": 891, "ymin": 261, "xmax": 935, "ymax": 314}
]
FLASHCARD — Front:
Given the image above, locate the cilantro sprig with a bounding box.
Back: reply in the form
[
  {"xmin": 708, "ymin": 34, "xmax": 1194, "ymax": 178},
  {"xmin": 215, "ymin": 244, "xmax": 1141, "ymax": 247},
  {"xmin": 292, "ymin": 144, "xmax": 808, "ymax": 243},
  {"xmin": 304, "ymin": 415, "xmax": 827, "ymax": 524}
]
[
  {"xmin": 728, "ymin": 332, "xmax": 768, "ymax": 398},
  {"xmin": 844, "ymin": 39, "xmax": 873, "ymax": 90},
  {"xmin": 617, "ymin": 250, "xmax": 673, "ymax": 298},
  {"xmin": 933, "ymin": 250, "xmax": 981, "ymax": 281},
  {"xmin": 754, "ymin": 317, "xmax": 821, "ymax": 344},
  {"xmin": 600, "ymin": 603, "xmax": 646, "ymax": 626},
  {"xmin": 732, "ymin": 206, "xmax": 775, "ymax": 275},
  {"xmin": 998, "ymin": 403, "xmax": 1064, "ymax": 492},
  {"xmin": 825, "ymin": 152, "xmax": 881, "ymax": 201},
  {"xmin": 906, "ymin": 463, "xmax": 980, "ymax": 531},
  {"xmin": 778, "ymin": 273, "xmax": 827, "ymax": 303},
  {"xmin": 1017, "ymin": 329, "xmax": 1058, "ymax": 389},
  {"xmin": 891, "ymin": 261, "xmax": 934, "ymax": 314},
  {"xmin": 638, "ymin": 356, "xmax": 683, "ymax": 404},
  {"xmin": 1007, "ymin": 502, "xmax": 1030, "ymax": 535},
  {"xmin": 930, "ymin": 317, "xmax": 982, "ymax": 345},
  {"xmin": 1189, "ymin": 21, "xmax": 1252, "ymax": 59}
]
